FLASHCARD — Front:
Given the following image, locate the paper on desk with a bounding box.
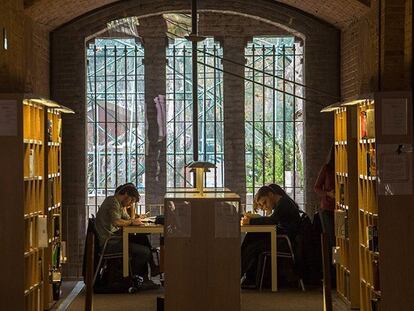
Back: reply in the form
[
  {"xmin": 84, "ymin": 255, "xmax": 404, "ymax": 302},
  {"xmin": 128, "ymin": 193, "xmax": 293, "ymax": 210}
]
[{"xmin": 140, "ymin": 216, "xmax": 157, "ymax": 223}]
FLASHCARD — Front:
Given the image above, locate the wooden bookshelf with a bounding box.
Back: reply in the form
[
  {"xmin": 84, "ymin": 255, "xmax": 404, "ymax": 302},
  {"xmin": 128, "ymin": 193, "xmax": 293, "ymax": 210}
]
[
  {"xmin": 356, "ymin": 98, "xmax": 380, "ymax": 311},
  {"xmin": 325, "ymin": 92, "xmax": 413, "ymax": 311},
  {"xmin": 43, "ymin": 108, "xmax": 64, "ymax": 309},
  {"xmin": 332, "ymin": 106, "xmax": 360, "ymax": 308},
  {"xmin": 0, "ymin": 95, "xmax": 72, "ymax": 311},
  {"xmin": 23, "ymin": 99, "xmax": 46, "ymax": 311}
]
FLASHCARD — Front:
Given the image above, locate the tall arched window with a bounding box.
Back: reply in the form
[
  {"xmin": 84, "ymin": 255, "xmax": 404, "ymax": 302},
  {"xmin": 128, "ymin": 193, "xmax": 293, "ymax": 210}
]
[
  {"xmin": 86, "ymin": 38, "xmax": 145, "ymax": 214},
  {"xmin": 245, "ymin": 37, "xmax": 304, "ymax": 209},
  {"xmin": 166, "ymin": 37, "xmax": 224, "ymax": 188}
]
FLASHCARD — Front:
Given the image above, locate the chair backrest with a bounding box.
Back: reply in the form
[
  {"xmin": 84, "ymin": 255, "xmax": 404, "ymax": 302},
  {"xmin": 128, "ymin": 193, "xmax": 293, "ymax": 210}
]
[{"xmin": 83, "ymin": 217, "xmax": 97, "ymax": 279}]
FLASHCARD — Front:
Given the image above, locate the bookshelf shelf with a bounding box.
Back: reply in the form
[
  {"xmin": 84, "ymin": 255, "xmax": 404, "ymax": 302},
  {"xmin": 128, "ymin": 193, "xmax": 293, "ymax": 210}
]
[
  {"xmin": 0, "ymin": 95, "xmax": 73, "ymax": 311},
  {"xmin": 24, "ymin": 176, "xmax": 43, "ymax": 181},
  {"xmin": 329, "ymin": 106, "xmax": 360, "ymax": 307},
  {"xmin": 356, "ymin": 97, "xmax": 384, "ymax": 311},
  {"xmin": 322, "ymin": 102, "xmax": 360, "ymax": 308},
  {"xmin": 24, "ymin": 139, "xmax": 43, "ymax": 145},
  {"xmin": 43, "ymin": 107, "xmax": 65, "ymax": 309},
  {"xmin": 21, "ymin": 99, "xmax": 46, "ymax": 311}
]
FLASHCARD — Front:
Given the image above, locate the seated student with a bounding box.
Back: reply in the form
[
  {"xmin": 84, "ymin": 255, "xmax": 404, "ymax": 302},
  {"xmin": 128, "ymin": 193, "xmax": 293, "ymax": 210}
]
[
  {"xmin": 95, "ymin": 183, "xmax": 158, "ymax": 289},
  {"xmin": 241, "ymin": 184, "xmax": 301, "ymax": 287}
]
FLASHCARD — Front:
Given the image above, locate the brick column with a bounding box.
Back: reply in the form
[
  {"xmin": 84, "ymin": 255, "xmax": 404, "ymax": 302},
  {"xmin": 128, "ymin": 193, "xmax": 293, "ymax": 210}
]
[
  {"xmin": 380, "ymin": 0, "xmax": 410, "ymax": 90},
  {"xmin": 138, "ymin": 16, "xmax": 167, "ymax": 205},
  {"xmin": 222, "ymin": 37, "xmax": 248, "ymax": 203}
]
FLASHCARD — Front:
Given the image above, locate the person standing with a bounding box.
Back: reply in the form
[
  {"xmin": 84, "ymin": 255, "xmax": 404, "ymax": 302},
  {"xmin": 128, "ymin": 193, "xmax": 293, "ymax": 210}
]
[{"xmin": 314, "ymin": 145, "xmax": 336, "ymax": 282}]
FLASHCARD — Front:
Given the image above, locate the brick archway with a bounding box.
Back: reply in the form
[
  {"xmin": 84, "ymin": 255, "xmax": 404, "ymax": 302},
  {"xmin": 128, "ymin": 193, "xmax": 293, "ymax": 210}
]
[
  {"xmin": 26, "ymin": 0, "xmax": 369, "ymax": 31},
  {"xmin": 51, "ymin": 0, "xmax": 340, "ymax": 277}
]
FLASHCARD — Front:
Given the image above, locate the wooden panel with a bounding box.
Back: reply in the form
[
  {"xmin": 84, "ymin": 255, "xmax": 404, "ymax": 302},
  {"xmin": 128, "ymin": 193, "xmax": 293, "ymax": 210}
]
[
  {"xmin": 346, "ymin": 107, "xmax": 360, "ymax": 309},
  {"xmin": 0, "ymin": 95, "xmax": 24, "ymax": 311},
  {"xmin": 165, "ymin": 193, "xmax": 240, "ymax": 311}
]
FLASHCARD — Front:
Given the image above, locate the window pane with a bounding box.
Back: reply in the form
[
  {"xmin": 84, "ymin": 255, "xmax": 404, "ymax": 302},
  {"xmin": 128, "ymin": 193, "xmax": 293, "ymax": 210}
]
[
  {"xmin": 86, "ymin": 38, "xmax": 146, "ymax": 211},
  {"xmin": 166, "ymin": 38, "xmax": 224, "ymax": 188},
  {"xmin": 245, "ymin": 37, "xmax": 304, "ymax": 210}
]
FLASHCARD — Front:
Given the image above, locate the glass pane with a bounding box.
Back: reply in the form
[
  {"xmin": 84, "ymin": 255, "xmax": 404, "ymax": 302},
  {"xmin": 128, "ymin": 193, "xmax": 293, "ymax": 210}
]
[
  {"xmin": 245, "ymin": 37, "xmax": 304, "ymax": 208},
  {"xmin": 86, "ymin": 38, "xmax": 146, "ymax": 210}
]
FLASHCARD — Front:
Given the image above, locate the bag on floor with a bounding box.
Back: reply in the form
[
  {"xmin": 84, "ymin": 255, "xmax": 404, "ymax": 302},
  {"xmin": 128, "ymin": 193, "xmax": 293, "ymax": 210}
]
[{"xmin": 94, "ymin": 259, "xmax": 141, "ymax": 294}]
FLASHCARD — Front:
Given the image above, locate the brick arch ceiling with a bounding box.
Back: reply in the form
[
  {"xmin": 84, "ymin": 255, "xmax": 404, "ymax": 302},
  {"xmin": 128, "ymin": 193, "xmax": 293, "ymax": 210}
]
[{"xmin": 25, "ymin": 0, "xmax": 369, "ymax": 31}]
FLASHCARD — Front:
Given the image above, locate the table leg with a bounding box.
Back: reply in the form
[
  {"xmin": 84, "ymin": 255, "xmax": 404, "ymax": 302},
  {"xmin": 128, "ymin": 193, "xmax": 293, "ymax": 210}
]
[
  {"xmin": 123, "ymin": 229, "xmax": 129, "ymax": 277},
  {"xmin": 271, "ymin": 228, "xmax": 277, "ymax": 292}
]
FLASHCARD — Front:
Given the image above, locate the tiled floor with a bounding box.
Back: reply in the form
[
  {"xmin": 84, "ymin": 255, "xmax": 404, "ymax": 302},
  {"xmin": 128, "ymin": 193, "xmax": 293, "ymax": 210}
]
[{"xmin": 63, "ymin": 286, "xmax": 347, "ymax": 311}]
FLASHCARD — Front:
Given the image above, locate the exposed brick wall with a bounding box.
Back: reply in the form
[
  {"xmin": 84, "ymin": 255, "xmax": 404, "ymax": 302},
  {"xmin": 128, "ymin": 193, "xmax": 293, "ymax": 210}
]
[
  {"xmin": 222, "ymin": 37, "xmax": 248, "ymax": 204},
  {"xmin": 0, "ymin": 0, "xmax": 25, "ymax": 93},
  {"xmin": 380, "ymin": 0, "xmax": 409, "ymax": 90},
  {"xmin": 26, "ymin": 0, "xmax": 369, "ymax": 31},
  {"xmin": 404, "ymin": 0, "xmax": 412, "ymax": 84},
  {"xmin": 51, "ymin": 0, "xmax": 339, "ymax": 278},
  {"xmin": 24, "ymin": 18, "xmax": 50, "ymax": 96},
  {"xmin": 0, "ymin": 0, "xmax": 49, "ymax": 96},
  {"xmin": 340, "ymin": 1, "xmax": 413, "ymax": 309},
  {"xmin": 341, "ymin": 0, "xmax": 380, "ymax": 100},
  {"xmin": 138, "ymin": 16, "xmax": 168, "ymax": 205}
]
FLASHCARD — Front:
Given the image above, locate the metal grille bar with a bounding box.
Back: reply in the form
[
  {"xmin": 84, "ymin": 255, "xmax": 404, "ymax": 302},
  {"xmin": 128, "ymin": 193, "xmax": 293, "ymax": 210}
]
[
  {"xmin": 245, "ymin": 38, "xmax": 304, "ymax": 210},
  {"xmin": 86, "ymin": 39, "xmax": 146, "ymax": 213},
  {"xmin": 166, "ymin": 38, "xmax": 224, "ymax": 188}
]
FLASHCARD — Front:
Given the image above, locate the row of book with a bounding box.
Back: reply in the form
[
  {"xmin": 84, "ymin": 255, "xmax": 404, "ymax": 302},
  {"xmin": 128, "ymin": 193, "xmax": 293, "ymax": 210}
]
[
  {"xmin": 367, "ymin": 225, "xmax": 379, "ymax": 252},
  {"xmin": 47, "ymin": 118, "xmax": 62, "ymax": 142},
  {"xmin": 335, "ymin": 209, "xmax": 349, "ymax": 239},
  {"xmin": 26, "ymin": 216, "xmax": 48, "ymax": 251},
  {"xmin": 360, "ymin": 108, "xmax": 375, "ymax": 139},
  {"xmin": 366, "ymin": 147, "xmax": 376, "ymax": 177}
]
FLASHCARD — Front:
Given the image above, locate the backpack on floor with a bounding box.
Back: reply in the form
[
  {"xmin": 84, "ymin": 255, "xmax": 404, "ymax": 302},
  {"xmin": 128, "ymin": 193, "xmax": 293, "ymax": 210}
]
[
  {"xmin": 94, "ymin": 258, "xmax": 142, "ymax": 294},
  {"xmin": 294, "ymin": 211, "xmax": 323, "ymax": 285}
]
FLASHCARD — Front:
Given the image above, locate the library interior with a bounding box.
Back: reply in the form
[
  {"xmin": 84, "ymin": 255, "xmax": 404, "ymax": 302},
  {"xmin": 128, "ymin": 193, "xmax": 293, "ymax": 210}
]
[{"xmin": 0, "ymin": 0, "xmax": 413, "ymax": 310}]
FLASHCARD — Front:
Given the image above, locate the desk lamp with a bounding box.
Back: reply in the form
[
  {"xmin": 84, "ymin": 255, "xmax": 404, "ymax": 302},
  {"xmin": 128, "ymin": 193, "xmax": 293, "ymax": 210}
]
[{"xmin": 186, "ymin": 161, "xmax": 216, "ymax": 195}]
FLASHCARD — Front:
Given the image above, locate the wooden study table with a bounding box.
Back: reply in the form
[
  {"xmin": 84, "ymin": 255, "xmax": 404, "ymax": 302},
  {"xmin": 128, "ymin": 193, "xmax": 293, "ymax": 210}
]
[
  {"xmin": 241, "ymin": 225, "xmax": 277, "ymax": 292},
  {"xmin": 122, "ymin": 224, "xmax": 277, "ymax": 292},
  {"xmin": 122, "ymin": 224, "xmax": 163, "ymax": 277}
]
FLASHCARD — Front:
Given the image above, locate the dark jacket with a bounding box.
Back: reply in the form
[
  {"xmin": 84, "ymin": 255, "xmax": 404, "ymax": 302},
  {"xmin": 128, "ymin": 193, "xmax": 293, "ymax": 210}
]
[{"xmin": 249, "ymin": 196, "xmax": 301, "ymax": 238}]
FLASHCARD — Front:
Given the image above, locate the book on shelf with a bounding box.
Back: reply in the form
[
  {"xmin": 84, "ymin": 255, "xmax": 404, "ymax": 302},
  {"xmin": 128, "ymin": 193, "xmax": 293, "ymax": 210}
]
[
  {"xmin": 369, "ymin": 147, "xmax": 376, "ymax": 176},
  {"xmin": 47, "ymin": 119, "xmax": 53, "ymax": 142},
  {"xmin": 344, "ymin": 210, "xmax": 349, "ymax": 239},
  {"xmin": 48, "ymin": 180, "xmax": 55, "ymax": 207},
  {"xmin": 37, "ymin": 215, "xmax": 48, "ymax": 248},
  {"xmin": 366, "ymin": 108, "xmax": 375, "ymax": 138},
  {"xmin": 53, "ymin": 216, "xmax": 60, "ymax": 238},
  {"xmin": 335, "ymin": 209, "xmax": 347, "ymax": 238},
  {"xmin": 372, "ymin": 258, "xmax": 380, "ymax": 291},
  {"xmin": 339, "ymin": 181, "xmax": 345, "ymax": 205},
  {"xmin": 367, "ymin": 225, "xmax": 379, "ymax": 252},
  {"xmin": 332, "ymin": 246, "xmax": 341, "ymax": 264},
  {"xmin": 360, "ymin": 110, "xmax": 367, "ymax": 138},
  {"xmin": 29, "ymin": 220, "xmax": 34, "ymax": 248},
  {"xmin": 29, "ymin": 148, "xmax": 35, "ymax": 177},
  {"xmin": 366, "ymin": 148, "xmax": 377, "ymax": 176},
  {"xmin": 60, "ymin": 241, "xmax": 67, "ymax": 263},
  {"xmin": 57, "ymin": 118, "xmax": 62, "ymax": 142}
]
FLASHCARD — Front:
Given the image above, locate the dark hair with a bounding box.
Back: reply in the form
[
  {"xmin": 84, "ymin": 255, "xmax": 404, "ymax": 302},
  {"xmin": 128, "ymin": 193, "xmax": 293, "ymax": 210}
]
[
  {"xmin": 256, "ymin": 184, "xmax": 300, "ymax": 211},
  {"xmin": 267, "ymin": 183, "xmax": 287, "ymax": 197},
  {"xmin": 256, "ymin": 185, "xmax": 276, "ymax": 200},
  {"xmin": 115, "ymin": 183, "xmax": 140, "ymax": 201}
]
